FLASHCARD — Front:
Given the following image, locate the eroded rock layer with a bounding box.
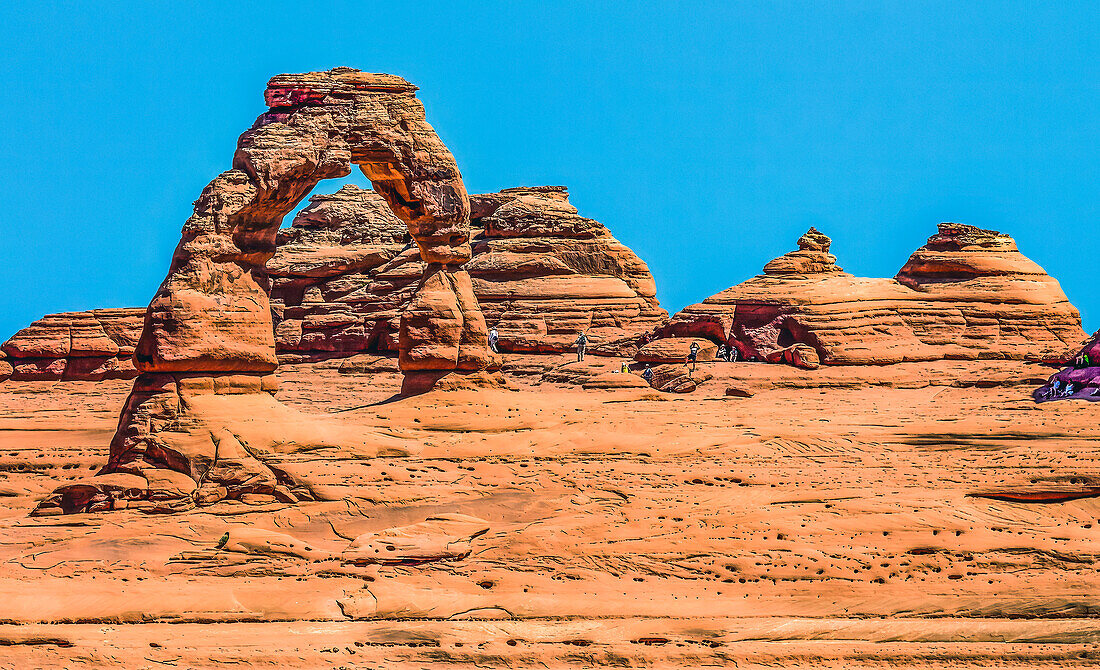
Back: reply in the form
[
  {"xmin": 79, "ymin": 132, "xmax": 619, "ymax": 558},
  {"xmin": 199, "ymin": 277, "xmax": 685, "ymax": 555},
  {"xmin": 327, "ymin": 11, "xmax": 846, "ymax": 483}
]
[
  {"xmin": 5, "ymin": 186, "xmax": 665, "ymax": 379},
  {"xmin": 659, "ymin": 224, "xmax": 1084, "ymax": 366},
  {"xmin": 2, "ymin": 308, "xmax": 144, "ymax": 381},
  {"xmin": 272, "ymin": 184, "xmax": 666, "ymax": 359}
]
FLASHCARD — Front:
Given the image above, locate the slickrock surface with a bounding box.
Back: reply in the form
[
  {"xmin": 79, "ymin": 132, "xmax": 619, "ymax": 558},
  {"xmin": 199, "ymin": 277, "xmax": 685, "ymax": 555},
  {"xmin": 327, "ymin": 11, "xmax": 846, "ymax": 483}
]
[
  {"xmin": 661, "ymin": 224, "xmax": 1085, "ymax": 366},
  {"xmin": 2, "ymin": 358, "xmax": 1100, "ymax": 667},
  {"xmin": 2, "ymin": 308, "xmax": 144, "ymax": 381},
  {"xmin": 273, "ymin": 184, "xmax": 666, "ymax": 360}
]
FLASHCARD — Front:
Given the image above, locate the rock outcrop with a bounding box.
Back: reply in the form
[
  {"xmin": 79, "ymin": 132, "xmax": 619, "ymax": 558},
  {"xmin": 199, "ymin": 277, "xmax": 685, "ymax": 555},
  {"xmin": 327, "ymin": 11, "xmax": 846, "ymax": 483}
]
[
  {"xmin": 273, "ymin": 184, "xmax": 666, "ymax": 359},
  {"xmin": 2, "ymin": 309, "xmax": 144, "ymax": 380},
  {"xmin": 6, "ymin": 185, "xmax": 666, "ymax": 380},
  {"xmin": 1034, "ymin": 329, "xmax": 1100, "ymax": 402},
  {"xmin": 468, "ymin": 187, "xmax": 666, "ymax": 355},
  {"xmin": 34, "ymin": 68, "xmax": 500, "ymax": 515},
  {"xmin": 659, "ymin": 224, "xmax": 1085, "ymax": 366}
]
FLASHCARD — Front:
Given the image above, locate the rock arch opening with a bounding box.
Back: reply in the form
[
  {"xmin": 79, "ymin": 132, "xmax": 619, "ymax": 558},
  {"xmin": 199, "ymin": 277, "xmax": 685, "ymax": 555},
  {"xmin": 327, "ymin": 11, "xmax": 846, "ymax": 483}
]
[{"xmin": 33, "ymin": 68, "xmax": 502, "ymax": 515}]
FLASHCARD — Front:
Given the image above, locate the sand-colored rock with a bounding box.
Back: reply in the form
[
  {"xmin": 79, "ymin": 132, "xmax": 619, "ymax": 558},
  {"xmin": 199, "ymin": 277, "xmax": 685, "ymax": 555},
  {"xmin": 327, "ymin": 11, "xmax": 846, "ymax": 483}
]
[
  {"xmin": 5, "ymin": 360, "xmax": 1096, "ymax": 666},
  {"xmin": 661, "ymin": 224, "xmax": 1085, "ymax": 367},
  {"xmin": 635, "ymin": 337, "xmax": 716, "ymax": 363},
  {"xmin": 342, "ymin": 513, "xmax": 490, "ymax": 565}
]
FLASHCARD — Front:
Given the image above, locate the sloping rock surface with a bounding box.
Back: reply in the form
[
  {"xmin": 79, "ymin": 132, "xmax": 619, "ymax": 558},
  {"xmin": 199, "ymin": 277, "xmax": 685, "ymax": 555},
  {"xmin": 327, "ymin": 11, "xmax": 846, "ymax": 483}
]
[{"xmin": 660, "ymin": 224, "xmax": 1084, "ymax": 366}]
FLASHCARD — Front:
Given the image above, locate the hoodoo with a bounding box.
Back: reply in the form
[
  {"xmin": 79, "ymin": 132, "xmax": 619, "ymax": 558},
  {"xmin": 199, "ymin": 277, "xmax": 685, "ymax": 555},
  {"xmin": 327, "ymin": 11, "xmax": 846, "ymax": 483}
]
[
  {"xmin": 657, "ymin": 224, "xmax": 1085, "ymax": 366},
  {"xmin": 32, "ymin": 68, "xmax": 501, "ymax": 514}
]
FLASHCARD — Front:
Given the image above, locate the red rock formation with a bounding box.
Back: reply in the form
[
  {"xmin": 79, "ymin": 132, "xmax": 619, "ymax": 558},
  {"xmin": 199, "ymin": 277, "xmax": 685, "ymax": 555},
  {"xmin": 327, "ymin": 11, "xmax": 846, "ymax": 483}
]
[
  {"xmin": 272, "ymin": 184, "xmax": 666, "ymax": 359},
  {"xmin": 470, "ymin": 187, "xmax": 666, "ymax": 355},
  {"xmin": 660, "ymin": 224, "xmax": 1085, "ymax": 366},
  {"xmin": 1033, "ymin": 329, "xmax": 1100, "ymax": 401},
  {"xmin": 7, "ymin": 185, "xmax": 667, "ymax": 380},
  {"xmin": 33, "ymin": 68, "xmax": 500, "ymax": 515},
  {"xmin": 2, "ymin": 309, "xmax": 144, "ymax": 380}
]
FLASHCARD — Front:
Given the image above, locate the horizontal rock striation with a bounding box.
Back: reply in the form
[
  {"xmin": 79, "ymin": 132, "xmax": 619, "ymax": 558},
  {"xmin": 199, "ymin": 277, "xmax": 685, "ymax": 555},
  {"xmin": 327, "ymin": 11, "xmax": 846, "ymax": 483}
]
[
  {"xmin": 659, "ymin": 224, "xmax": 1084, "ymax": 366},
  {"xmin": 272, "ymin": 184, "xmax": 666, "ymax": 359},
  {"xmin": 2, "ymin": 309, "xmax": 145, "ymax": 380}
]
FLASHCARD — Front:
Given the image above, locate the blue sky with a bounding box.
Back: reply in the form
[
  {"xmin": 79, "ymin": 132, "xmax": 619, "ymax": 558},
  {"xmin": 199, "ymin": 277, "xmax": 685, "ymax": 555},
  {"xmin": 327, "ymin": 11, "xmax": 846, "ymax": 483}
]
[{"xmin": 1, "ymin": 1, "xmax": 1098, "ymax": 340}]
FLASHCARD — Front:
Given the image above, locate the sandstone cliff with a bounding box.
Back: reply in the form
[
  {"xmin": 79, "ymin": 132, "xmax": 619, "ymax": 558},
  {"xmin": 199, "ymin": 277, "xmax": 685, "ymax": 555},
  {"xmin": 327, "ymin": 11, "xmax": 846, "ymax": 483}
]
[{"xmin": 658, "ymin": 224, "xmax": 1084, "ymax": 366}]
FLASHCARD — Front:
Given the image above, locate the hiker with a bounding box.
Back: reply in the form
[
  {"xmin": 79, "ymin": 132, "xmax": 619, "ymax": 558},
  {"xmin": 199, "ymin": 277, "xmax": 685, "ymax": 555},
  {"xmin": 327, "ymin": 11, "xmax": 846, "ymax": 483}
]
[
  {"xmin": 620, "ymin": 361, "xmax": 630, "ymax": 374},
  {"xmin": 642, "ymin": 364, "xmax": 654, "ymax": 386},
  {"xmin": 728, "ymin": 345, "xmax": 739, "ymax": 362},
  {"xmin": 716, "ymin": 344, "xmax": 727, "ymax": 362},
  {"xmin": 1076, "ymin": 353, "xmax": 1091, "ymax": 368},
  {"xmin": 1064, "ymin": 382, "xmax": 1076, "ymax": 397},
  {"xmin": 488, "ymin": 327, "xmax": 500, "ymax": 353},
  {"xmin": 687, "ymin": 341, "xmax": 700, "ymax": 372},
  {"xmin": 574, "ymin": 332, "xmax": 589, "ymax": 362}
]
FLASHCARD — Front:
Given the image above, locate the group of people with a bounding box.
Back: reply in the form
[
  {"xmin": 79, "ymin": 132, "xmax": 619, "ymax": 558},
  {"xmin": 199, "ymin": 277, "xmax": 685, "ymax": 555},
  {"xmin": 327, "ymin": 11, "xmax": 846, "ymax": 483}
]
[
  {"xmin": 1043, "ymin": 379, "xmax": 1078, "ymax": 399},
  {"xmin": 488, "ymin": 327, "xmax": 592, "ymax": 362},
  {"xmin": 714, "ymin": 344, "xmax": 741, "ymax": 362}
]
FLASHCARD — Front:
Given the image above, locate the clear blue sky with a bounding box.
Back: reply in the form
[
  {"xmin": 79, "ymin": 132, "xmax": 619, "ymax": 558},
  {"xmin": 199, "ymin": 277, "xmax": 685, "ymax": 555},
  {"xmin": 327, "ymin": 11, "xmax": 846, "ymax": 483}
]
[{"xmin": 1, "ymin": 1, "xmax": 1098, "ymax": 341}]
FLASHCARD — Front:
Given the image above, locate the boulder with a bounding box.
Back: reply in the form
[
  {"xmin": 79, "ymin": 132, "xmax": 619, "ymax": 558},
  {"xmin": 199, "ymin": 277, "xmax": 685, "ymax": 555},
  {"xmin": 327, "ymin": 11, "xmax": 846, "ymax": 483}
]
[
  {"xmin": 659, "ymin": 225, "xmax": 1085, "ymax": 367},
  {"xmin": 764, "ymin": 343, "xmax": 820, "ymax": 370},
  {"xmin": 635, "ymin": 337, "xmax": 716, "ymax": 364},
  {"xmin": 649, "ymin": 364, "xmax": 713, "ymax": 393}
]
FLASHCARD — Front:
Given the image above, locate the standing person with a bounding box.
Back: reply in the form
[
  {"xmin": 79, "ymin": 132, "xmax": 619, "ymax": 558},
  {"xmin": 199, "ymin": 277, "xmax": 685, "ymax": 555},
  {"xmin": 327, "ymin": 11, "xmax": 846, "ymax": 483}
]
[
  {"xmin": 620, "ymin": 360, "xmax": 629, "ymax": 374},
  {"xmin": 642, "ymin": 364, "xmax": 654, "ymax": 386},
  {"xmin": 687, "ymin": 341, "xmax": 700, "ymax": 373},
  {"xmin": 488, "ymin": 327, "xmax": 500, "ymax": 354},
  {"xmin": 574, "ymin": 332, "xmax": 589, "ymax": 362}
]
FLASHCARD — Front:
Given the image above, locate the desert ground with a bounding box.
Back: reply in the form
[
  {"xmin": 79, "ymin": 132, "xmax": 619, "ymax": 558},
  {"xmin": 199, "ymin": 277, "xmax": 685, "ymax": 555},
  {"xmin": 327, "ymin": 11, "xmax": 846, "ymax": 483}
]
[{"xmin": 1, "ymin": 355, "xmax": 1099, "ymax": 668}]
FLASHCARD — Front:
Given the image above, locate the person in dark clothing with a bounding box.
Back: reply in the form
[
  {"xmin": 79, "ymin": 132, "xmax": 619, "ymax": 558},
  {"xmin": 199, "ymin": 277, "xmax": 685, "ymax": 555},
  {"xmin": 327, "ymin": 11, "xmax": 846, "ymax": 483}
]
[
  {"xmin": 687, "ymin": 341, "xmax": 700, "ymax": 373},
  {"xmin": 642, "ymin": 364, "xmax": 654, "ymax": 386},
  {"xmin": 574, "ymin": 332, "xmax": 589, "ymax": 362},
  {"xmin": 716, "ymin": 344, "xmax": 727, "ymax": 362},
  {"xmin": 488, "ymin": 327, "xmax": 500, "ymax": 353}
]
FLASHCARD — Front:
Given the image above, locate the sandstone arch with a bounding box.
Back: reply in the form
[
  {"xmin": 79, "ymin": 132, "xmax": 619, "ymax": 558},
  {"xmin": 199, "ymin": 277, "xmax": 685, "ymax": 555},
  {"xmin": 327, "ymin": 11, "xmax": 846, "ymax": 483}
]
[{"xmin": 32, "ymin": 68, "xmax": 500, "ymax": 515}]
